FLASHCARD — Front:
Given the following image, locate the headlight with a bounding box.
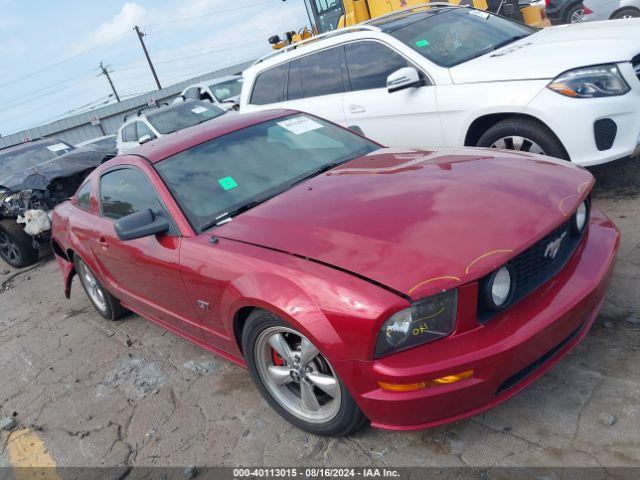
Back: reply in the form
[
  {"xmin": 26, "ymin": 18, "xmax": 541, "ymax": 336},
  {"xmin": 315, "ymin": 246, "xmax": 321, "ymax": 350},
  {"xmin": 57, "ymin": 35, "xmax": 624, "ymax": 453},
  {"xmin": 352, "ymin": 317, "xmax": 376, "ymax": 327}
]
[
  {"xmin": 479, "ymin": 265, "xmax": 515, "ymax": 312},
  {"xmin": 547, "ymin": 64, "xmax": 630, "ymax": 98},
  {"xmin": 573, "ymin": 200, "xmax": 589, "ymax": 234},
  {"xmin": 375, "ymin": 289, "xmax": 457, "ymax": 358},
  {"xmin": 0, "ymin": 188, "xmax": 8, "ymax": 204}
]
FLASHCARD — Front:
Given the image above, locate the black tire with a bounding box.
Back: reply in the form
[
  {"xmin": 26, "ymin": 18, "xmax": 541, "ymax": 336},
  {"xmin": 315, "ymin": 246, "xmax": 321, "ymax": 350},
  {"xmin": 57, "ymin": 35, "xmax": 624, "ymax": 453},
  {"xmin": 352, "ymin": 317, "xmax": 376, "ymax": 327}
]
[
  {"xmin": 242, "ymin": 309, "xmax": 367, "ymax": 437},
  {"xmin": 611, "ymin": 7, "xmax": 639, "ymax": 19},
  {"xmin": 564, "ymin": 3, "xmax": 585, "ymax": 23},
  {"xmin": 74, "ymin": 256, "xmax": 126, "ymax": 321},
  {"xmin": 476, "ymin": 118, "xmax": 569, "ymax": 160},
  {"xmin": 0, "ymin": 219, "xmax": 39, "ymax": 268}
]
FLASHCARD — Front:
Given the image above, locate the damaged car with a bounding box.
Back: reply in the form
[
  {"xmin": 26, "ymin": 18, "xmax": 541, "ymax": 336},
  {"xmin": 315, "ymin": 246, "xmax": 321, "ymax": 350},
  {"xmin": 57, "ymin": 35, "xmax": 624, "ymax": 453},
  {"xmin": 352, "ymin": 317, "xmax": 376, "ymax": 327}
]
[
  {"xmin": 0, "ymin": 138, "xmax": 111, "ymax": 268},
  {"xmin": 52, "ymin": 110, "xmax": 619, "ymax": 436}
]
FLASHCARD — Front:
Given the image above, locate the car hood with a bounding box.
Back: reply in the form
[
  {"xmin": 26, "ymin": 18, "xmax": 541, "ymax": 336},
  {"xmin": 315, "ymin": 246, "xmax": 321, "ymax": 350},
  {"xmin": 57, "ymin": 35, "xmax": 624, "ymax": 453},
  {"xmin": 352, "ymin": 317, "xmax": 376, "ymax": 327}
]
[
  {"xmin": 449, "ymin": 19, "xmax": 640, "ymax": 84},
  {"xmin": 0, "ymin": 147, "xmax": 106, "ymax": 192},
  {"xmin": 216, "ymin": 148, "xmax": 593, "ymax": 300}
]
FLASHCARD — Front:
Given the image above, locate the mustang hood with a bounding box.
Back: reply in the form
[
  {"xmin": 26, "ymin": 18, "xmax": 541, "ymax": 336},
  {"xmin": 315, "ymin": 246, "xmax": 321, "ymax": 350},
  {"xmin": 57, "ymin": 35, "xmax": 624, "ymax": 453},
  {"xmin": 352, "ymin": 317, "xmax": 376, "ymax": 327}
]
[
  {"xmin": 216, "ymin": 148, "xmax": 593, "ymax": 300},
  {"xmin": 0, "ymin": 147, "xmax": 106, "ymax": 192},
  {"xmin": 450, "ymin": 19, "xmax": 640, "ymax": 84}
]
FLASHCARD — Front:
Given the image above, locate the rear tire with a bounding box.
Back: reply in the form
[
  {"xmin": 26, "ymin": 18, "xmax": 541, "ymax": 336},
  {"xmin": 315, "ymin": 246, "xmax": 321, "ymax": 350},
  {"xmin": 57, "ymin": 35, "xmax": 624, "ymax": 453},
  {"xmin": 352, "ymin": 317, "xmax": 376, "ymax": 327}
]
[
  {"xmin": 476, "ymin": 118, "xmax": 569, "ymax": 160},
  {"xmin": 242, "ymin": 309, "xmax": 367, "ymax": 437},
  {"xmin": 611, "ymin": 7, "xmax": 639, "ymax": 19},
  {"xmin": 0, "ymin": 219, "xmax": 39, "ymax": 268},
  {"xmin": 74, "ymin": 256, "xmax": 126, "ymax": 321},
  {"xmin": 564, "ymin": 3, "xmax": 585, "ymax": 23}
]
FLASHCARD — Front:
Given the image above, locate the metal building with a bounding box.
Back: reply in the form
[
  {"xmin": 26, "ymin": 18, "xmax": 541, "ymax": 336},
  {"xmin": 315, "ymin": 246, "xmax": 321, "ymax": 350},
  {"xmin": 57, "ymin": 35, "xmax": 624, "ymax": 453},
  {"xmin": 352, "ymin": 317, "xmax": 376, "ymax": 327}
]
[{"xmin": 0, "ymin": 60, "xmax": 253, "ymax": 150}]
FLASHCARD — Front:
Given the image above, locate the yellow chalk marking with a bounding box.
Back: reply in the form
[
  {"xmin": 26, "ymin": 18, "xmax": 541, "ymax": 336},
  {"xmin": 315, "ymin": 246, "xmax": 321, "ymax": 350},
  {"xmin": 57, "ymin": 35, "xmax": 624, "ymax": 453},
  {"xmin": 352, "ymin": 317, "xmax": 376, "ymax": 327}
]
[
  {"xmin": 558, "ymin": 194, "xmax": 580, "ymax": 217},
  {"xmin": 465, "ymin": 249, "xmax": 514, "ymax": 275},
  {"xmin": 577, "ymin": 181, "xmax": 592, "ymax": 194},
  {"xmin": 408, "ymin": 276, "xmax": 461, "ymax": 295},
  {"xmin": 6, "ymin": 428, "xmax": 61, "ymax": 480}
]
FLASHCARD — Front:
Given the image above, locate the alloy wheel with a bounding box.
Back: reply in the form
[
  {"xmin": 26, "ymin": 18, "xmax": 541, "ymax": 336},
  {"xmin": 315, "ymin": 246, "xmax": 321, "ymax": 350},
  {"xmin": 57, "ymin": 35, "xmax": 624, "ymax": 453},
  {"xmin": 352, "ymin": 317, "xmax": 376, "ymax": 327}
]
[
  {"xmin": 0, "ymin": 231, "xmax": 21, "ymax": 265},
  {"xmin": 570, "ymin": 8, "xmax": 585, "ymax": 22},
  {"xmin": 78, "ymin": 260, "xmax": 107, "ymax": 313},
  {"xmin": 490, "ymin": 136, "xmax": 546, "ymax": 155},
  {"xmin": 254, "ymin": 326, "xmax": 341, "ymax": 423}
]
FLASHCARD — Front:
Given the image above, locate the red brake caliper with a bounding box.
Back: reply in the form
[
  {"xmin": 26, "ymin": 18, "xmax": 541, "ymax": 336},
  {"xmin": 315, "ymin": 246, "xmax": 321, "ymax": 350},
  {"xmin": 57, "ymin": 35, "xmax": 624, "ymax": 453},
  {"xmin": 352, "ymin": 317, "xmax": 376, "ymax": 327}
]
[{"xmin": 272, "ymin": 349, "xmax": 285, "ymax": 366}]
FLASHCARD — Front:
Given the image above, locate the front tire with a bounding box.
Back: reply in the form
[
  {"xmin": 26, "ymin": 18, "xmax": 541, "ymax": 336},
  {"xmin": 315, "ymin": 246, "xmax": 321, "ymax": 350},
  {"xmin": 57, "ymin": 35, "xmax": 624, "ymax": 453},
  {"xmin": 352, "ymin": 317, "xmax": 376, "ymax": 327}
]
[
  {"xmin": 611, "ymin": 7, "xmax": 639, "ymax": 19},
  {"xmin": 476, "ymin": 118, "xmax": 569, "ymax": 160},
  {"xmin": 242, "ymin": 309, "xmax": 367, "ymax": 437},
  {"xmin": 0, "ymin": 219, "xmax": 39, "ymax": 268},
  {"xmin": 74, "ymin": 257, "xmax": 126, "ymax": 321}
]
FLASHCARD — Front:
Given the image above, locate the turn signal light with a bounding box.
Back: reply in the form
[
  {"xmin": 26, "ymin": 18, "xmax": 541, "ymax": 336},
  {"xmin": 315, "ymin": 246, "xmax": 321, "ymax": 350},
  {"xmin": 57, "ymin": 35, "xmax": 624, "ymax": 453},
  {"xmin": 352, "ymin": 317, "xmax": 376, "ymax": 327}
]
[{"xmin": 378, "ymin": 370, "xmax": 474, "ymax": 392}]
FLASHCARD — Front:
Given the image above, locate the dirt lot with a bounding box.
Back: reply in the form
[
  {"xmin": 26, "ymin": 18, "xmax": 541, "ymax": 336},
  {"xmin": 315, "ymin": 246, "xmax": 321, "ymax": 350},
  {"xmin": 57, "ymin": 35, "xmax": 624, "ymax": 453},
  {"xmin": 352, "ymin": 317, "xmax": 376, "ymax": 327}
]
[{"xmin": 1, "ymin": 157, "xmax": 639, "ymax": 471}]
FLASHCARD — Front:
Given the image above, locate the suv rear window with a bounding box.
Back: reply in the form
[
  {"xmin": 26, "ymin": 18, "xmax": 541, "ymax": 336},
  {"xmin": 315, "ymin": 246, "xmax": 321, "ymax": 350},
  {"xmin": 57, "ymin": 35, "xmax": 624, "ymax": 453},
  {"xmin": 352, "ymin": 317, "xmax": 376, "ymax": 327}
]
[
  {"xmin": 299, "ymin": 47, "xmax": 343, "ymax": 98},
  {"xmin": 250, "ymin": 64, "xmax": 287, "ymax": 105}
]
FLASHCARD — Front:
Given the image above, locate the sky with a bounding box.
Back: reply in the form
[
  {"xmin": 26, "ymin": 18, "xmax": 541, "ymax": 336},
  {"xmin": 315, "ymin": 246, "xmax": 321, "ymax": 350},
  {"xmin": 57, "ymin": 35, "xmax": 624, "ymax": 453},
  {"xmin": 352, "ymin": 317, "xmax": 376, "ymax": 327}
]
[{"xmin": 0, "ymin": 0, "xmax": 310, "ymax": 136}]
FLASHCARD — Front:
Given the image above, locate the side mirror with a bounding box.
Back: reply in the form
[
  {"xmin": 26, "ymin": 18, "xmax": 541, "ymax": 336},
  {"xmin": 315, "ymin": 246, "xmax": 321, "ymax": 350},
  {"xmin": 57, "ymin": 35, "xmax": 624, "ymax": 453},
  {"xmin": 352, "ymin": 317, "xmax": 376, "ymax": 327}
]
[
  {"xmin": 387, "ymin": 67, "xmax": 425, "ymax": 93},
  {"xmin": 115, "ymin": 209, "xmax": 170, "ymax": 241},
  {"xmin": 138, "ymin": 134, "xmax": 154, "ymax": 145}
]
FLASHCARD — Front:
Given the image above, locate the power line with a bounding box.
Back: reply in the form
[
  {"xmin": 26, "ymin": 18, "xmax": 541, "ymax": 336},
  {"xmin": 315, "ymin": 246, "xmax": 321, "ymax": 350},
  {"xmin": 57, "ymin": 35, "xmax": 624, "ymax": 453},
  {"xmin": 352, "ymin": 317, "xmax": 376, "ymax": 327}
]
[
  {"xmin": 0, "ymin": 31, "xmax": 130, "ymax": 88},
  {"xmin": 142, "ymin": 1, "xmax": 273, "ymax": 28}
]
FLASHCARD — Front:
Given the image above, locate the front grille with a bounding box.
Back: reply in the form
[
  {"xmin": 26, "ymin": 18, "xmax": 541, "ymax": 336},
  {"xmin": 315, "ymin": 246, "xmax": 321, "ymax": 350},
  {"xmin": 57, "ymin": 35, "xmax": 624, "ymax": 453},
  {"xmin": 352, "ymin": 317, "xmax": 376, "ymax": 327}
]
[
  {"xmin": 478, "ymin": 203, "xmax": 588, "ymax": 323},
  {"xmin": 633, "ymin": 54, "xmax": 640, "ymax": 81}
]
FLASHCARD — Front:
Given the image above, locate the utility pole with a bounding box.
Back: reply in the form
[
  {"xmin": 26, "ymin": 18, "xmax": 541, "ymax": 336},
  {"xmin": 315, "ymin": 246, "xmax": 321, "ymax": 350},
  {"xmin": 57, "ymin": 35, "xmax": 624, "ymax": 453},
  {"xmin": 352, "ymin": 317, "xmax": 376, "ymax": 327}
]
[
  {"xmin": 98, "ymin": 62, "xmax": 121, "ymax": 102},
  {"xmin": 134, "ymin": 25, "xmax": 162, "ymax": 90}
]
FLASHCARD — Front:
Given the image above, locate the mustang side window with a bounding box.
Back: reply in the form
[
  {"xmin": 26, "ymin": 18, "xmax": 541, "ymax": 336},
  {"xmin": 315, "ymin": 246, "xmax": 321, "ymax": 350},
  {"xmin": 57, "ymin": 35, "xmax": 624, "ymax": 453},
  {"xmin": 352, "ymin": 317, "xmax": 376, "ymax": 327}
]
[
  {"xmin": 76, "ymin": 182, "xmax": 92, "ymax": 211},
  {"xmin": 344, "ymin": 41, "xmax": 411, "ymax": 91},
  {"xmin": 100, "ymin": 169, "xmax": 162, "ymax": 220}
]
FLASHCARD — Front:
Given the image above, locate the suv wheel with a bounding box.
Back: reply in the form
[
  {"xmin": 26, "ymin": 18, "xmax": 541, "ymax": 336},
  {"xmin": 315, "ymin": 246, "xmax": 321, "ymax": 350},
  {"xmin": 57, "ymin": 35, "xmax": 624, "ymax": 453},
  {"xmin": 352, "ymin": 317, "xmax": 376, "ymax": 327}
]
[
  {"xmin": 565, "ymin": 3, "xmax": 585, "ymax": 23},
  {"xmin": 242, "ymin": 309, "xmax": 367, "ymax": 436},
  {"xmin": 476, "ymin": 118, "xmax": 569, "ymax": 160},
  {"xmin": 611, "ymin": 7, "xmax": 639, "ymax": 19},
  {"xmin": 0, "ymin": 219, "xmax": 39, "ymax": 268}
]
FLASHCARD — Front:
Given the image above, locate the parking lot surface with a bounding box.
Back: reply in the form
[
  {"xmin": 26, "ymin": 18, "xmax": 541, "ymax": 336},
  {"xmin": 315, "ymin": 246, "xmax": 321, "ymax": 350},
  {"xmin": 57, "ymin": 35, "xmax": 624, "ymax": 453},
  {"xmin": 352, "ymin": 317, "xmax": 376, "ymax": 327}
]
[{"xmin": 1, "ymin": 159, "xmax": 639, "ymax": 469}]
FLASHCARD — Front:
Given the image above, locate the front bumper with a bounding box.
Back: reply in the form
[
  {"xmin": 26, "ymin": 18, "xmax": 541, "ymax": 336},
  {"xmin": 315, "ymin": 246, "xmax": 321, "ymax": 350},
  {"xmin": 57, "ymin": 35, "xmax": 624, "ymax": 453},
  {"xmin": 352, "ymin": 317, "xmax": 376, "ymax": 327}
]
[
  {"xmin": 339, "ymin": 207, "xmax": 619, "ymax": 430},
  {"xmin": 525, "ymin": 64, "xmax": 640, "ymax": 166}
]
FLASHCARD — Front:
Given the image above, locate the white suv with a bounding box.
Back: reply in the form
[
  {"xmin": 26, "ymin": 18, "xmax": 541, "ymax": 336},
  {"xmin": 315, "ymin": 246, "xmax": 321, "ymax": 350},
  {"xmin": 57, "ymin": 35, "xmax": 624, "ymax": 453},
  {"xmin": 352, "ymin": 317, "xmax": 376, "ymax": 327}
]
[
  {"xmin": 240, "ymin": 5, "xmax": 640, "ymax": 166},
  {"xmin": 116, "ymin": 100, "xmax": 225, "ymax": 154},
  {"xmin": 180, "ymin": 75, "xmax": 243, "ymax": 111}
]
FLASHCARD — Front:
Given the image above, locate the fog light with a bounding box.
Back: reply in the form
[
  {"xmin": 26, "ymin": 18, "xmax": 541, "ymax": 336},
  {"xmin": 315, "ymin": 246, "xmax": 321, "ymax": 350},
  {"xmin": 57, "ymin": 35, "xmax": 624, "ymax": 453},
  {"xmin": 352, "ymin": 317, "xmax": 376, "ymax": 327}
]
[
  {"xmin": 378, "ymin": 370, "xmax": 474, "ymax": 392},
  {"xmin": 480, "ymin": 265, "xmax": 514, "ymax": 312}
]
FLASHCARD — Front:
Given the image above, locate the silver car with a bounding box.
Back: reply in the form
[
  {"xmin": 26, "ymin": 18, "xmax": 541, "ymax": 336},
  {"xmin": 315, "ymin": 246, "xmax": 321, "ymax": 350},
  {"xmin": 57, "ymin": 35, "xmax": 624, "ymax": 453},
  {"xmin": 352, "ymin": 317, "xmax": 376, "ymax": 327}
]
[{"xmin": 583, "ymin": 0, "xmax": 640, "ymax": 20}]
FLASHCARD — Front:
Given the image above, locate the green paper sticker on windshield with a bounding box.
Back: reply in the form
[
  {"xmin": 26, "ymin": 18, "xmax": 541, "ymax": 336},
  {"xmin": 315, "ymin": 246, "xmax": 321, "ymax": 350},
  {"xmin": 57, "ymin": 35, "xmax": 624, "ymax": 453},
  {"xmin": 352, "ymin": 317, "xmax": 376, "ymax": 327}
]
[
  {"xmin": 218, "ymin": 176, "xmax": 238, "ymax": 191},
  {"xmin": 415, "ymin": 39, "xmax": 429, "ymax": 48}
]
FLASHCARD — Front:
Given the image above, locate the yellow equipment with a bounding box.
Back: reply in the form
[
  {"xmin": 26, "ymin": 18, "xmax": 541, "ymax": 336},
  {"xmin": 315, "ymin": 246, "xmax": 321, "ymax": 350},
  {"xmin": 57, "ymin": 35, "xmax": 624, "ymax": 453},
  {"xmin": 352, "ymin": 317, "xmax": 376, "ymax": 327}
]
[{"xmin": 270, "ymin": 0, "xmax": 550, "ymax": 49}]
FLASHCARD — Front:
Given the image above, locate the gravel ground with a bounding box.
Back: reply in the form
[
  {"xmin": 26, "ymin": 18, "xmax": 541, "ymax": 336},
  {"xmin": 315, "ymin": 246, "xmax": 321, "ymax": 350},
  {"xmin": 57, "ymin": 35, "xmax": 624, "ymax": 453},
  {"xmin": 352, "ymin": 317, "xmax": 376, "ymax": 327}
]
[{"xmin": 0, "ymin": 156, "xmax": 639, "ymax": 471}]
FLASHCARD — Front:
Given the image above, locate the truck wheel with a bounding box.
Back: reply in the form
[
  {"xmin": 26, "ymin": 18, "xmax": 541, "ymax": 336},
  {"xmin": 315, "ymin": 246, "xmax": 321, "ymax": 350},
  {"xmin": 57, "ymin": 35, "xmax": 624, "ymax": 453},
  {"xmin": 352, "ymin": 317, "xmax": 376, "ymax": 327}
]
[
  {"xmin": 0, "ymin": 219, "xmax": 39, "ymax": 268},
  {"xmin": 476, "ymin": 118, "xmax": 569, "ymax": 160},
  {"xmin": 74, "ymin": 257, "xmax": 127, "ymax": 321},
  {"xmin": 611, "ymin": 7, "xmax": 639, "ymax": 18},
  {"xmin": 565, "ymin": 3, "xmax": 585, "ymax": 23},
  {"xmin": 242, "ymin": 309, "xmax": 367, "ymax": 437}
]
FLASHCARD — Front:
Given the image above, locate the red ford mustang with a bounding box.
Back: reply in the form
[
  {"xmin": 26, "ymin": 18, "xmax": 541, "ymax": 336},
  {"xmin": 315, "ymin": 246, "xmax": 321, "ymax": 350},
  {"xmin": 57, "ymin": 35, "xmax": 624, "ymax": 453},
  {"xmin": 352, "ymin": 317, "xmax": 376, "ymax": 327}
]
[{"xmin": 51, "ymin": 109, "xmax": 619, "ymax": 436}]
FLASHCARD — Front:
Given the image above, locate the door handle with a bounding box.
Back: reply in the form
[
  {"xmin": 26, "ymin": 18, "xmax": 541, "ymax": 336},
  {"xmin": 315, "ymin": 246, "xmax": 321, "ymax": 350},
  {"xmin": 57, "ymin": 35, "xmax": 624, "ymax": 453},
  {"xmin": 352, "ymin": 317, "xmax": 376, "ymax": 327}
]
[{"xmin": 348, "ymin": 104, "xmax": 366, "ymax": 114}]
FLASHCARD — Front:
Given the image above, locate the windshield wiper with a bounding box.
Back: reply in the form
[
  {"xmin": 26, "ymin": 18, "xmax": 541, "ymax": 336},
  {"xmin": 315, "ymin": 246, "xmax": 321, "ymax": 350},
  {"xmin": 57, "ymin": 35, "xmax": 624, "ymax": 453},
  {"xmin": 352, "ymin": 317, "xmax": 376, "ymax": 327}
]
[
  {"xmin": 201, "ymin": 192, "xmax": 282, "ymax": 231},
  {"xmin": 460, "ymin": 33, "xmax": 531, "ymax": 64}
]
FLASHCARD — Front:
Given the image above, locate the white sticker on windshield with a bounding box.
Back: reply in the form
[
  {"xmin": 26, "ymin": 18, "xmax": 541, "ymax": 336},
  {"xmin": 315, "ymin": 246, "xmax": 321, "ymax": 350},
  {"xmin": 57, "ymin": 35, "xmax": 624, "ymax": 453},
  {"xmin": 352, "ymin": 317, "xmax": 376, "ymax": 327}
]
[
  {"xmin": 191, "ymin": 106, "xmax": 209, "ymax": 114},
  {"xmin": 46, "ymin": 143, "xmax": 69, "ymax": 153},
  {"xmin": 277, "ymin": 116, "xmax": 323, "ymax": 135},
  {"xmin": 468, "ymin": 9, "xmax": 490, "ymax": 19}
]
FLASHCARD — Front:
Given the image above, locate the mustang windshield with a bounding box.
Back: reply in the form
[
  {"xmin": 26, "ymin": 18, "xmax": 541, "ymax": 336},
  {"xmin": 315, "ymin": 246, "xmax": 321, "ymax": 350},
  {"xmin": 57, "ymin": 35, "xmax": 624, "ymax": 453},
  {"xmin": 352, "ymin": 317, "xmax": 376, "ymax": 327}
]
[
  {"xmin": 387, "ymin": 8, "xmax": 534, "ymax": 68},
  {"xmin": 146, "ymin": 101, "xmax": 225, "ymax": 134},
  {"xmin": 156, "ymin": 114, "xmax": 378, "ymax": 232}
]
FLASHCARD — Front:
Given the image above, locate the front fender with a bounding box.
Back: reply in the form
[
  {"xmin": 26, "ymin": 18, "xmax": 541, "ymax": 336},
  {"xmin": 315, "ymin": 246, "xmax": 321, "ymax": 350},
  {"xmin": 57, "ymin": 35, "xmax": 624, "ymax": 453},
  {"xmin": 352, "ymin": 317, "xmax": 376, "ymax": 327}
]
[{"xmin": 221, "ymin": 272, "xmax": 347, "ymax": 360}]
